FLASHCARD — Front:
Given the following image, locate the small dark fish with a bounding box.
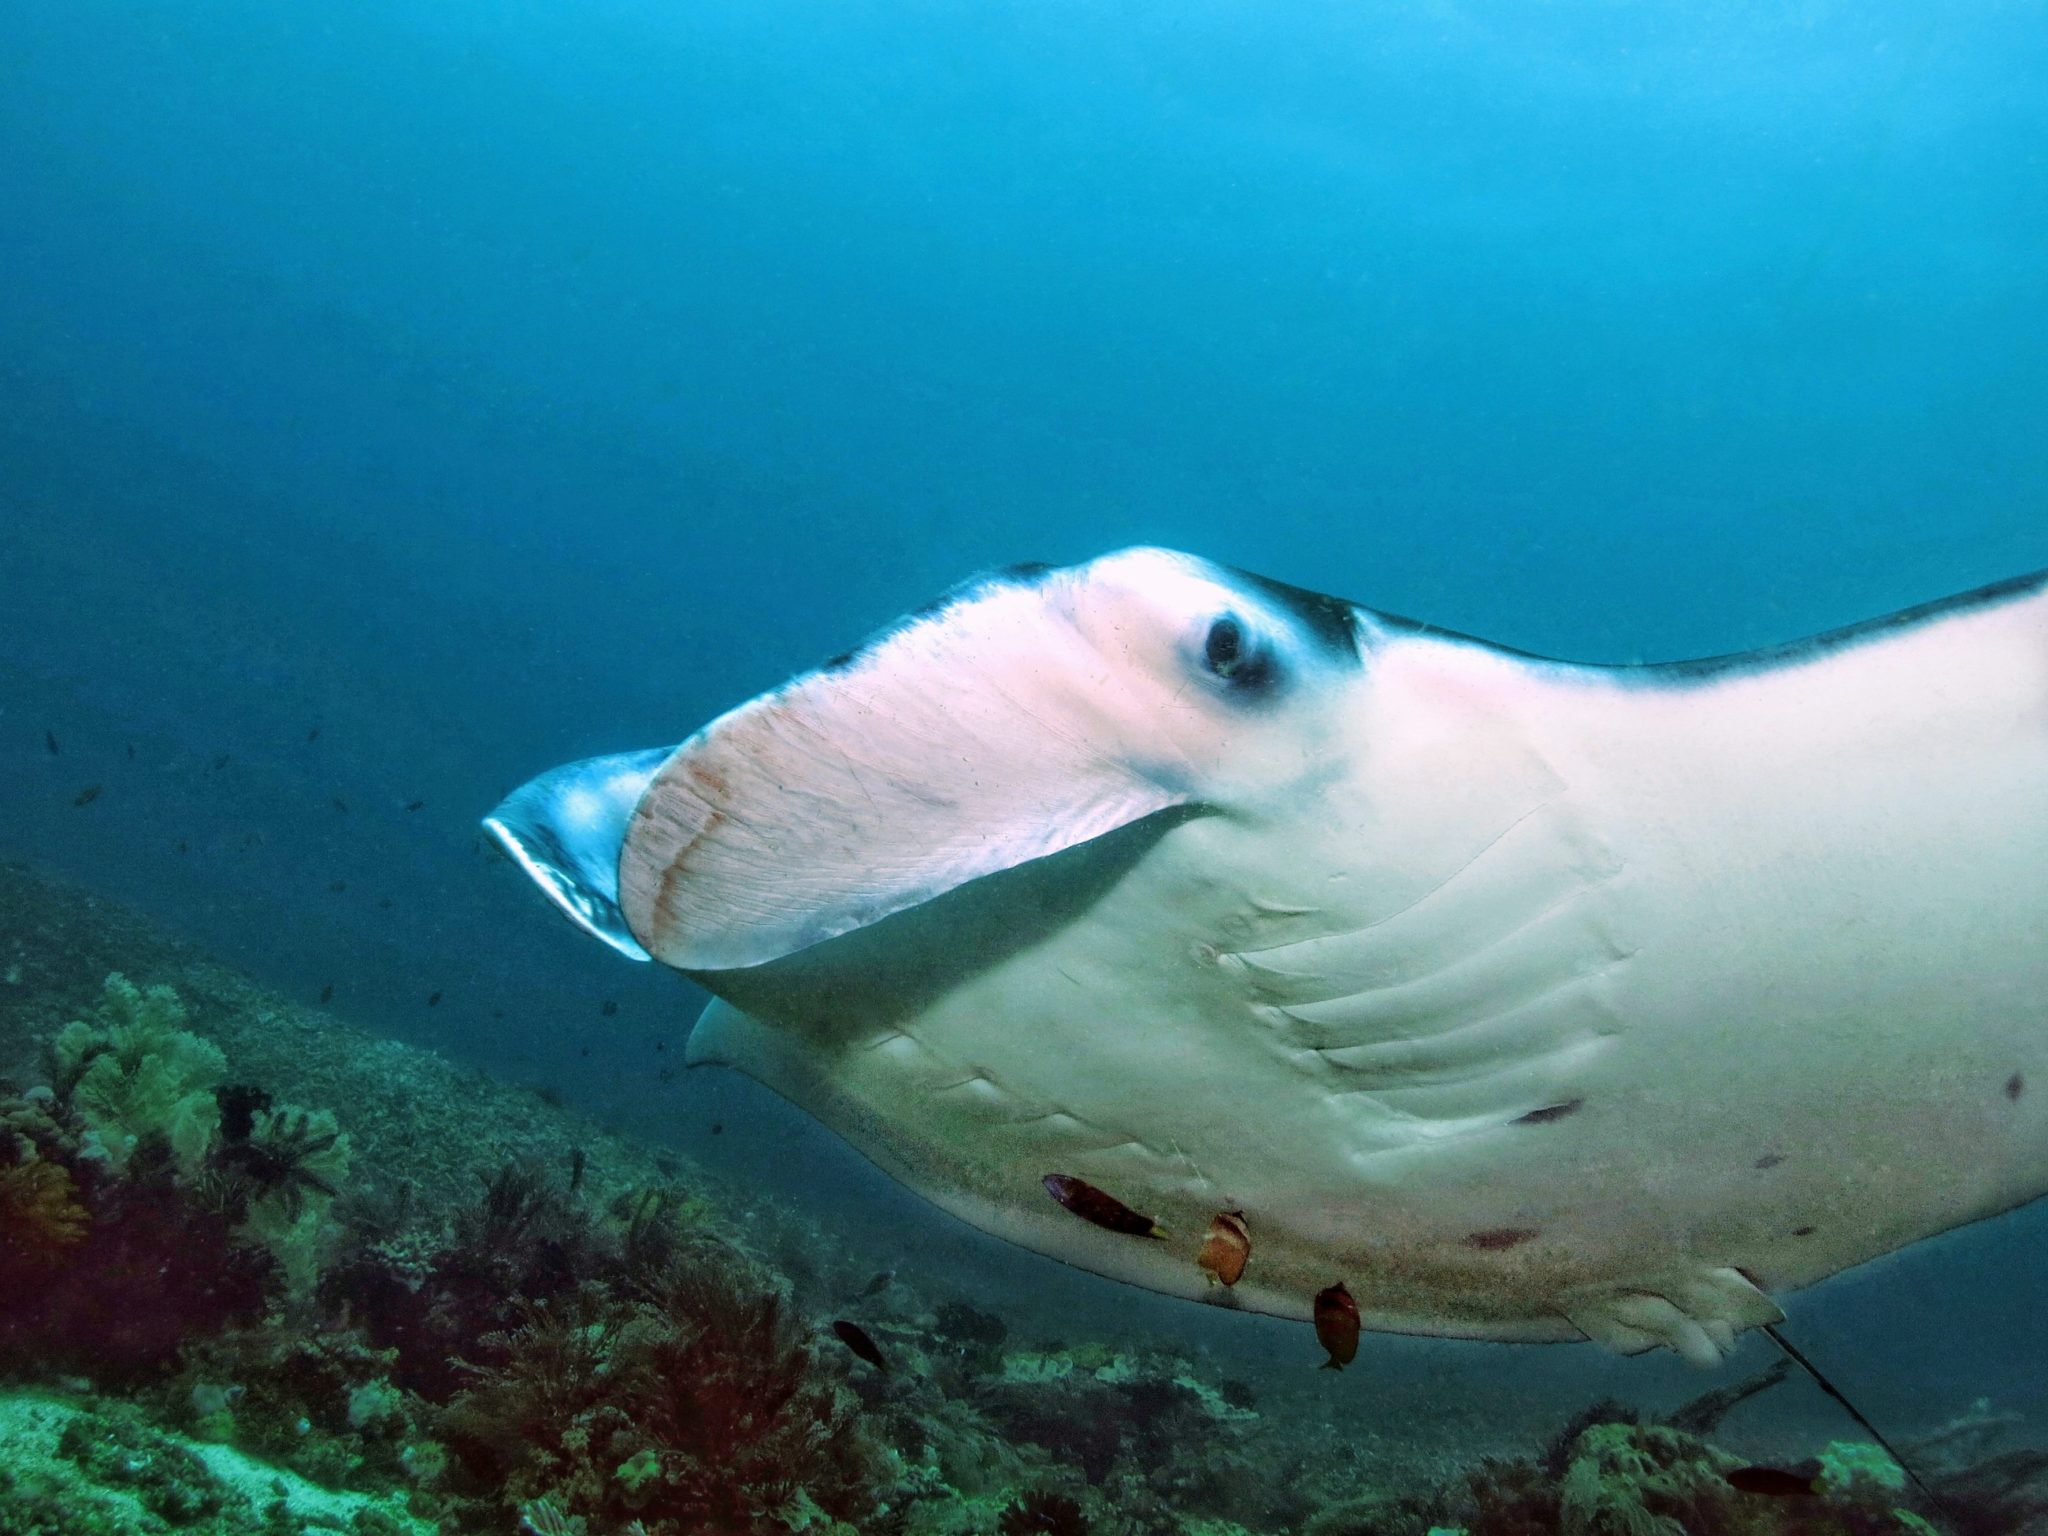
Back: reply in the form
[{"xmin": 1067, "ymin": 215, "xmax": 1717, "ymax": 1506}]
[
  {"xmin": 176, "ymin": 839, "xmax": 189, "ymax": 854},
  {"xmin": 654, "ymin": 1038, "xmax": 666, "ymax": 1053},
  {"xmin": 1726, "ymin": 1465, "xmax": 1821, "ymax": 1498},
  {"xmin": 568, "ymin": 1146, "xmax": 587, "ymax": 1193},
  {"xmin": 307, "ymin": 727, "xmax": 321, "ymax": 743},
  {"xmin": 1042, "ymin": 1173, "xmax": 1165, "ymax": 1238},
  {"xmin": 378, "ymin": 897, "xmax": 393, "ymax": 909},
  {"xmin": 327, "ymin": 880, "xmax": 347, "ymax": 894},
  {"xmin": 212, "ymin": 753, "xmax": 230, "ymax": 770},
  {"xmin": 45, "ymin": 730, "xmax": 59, "ymax": 756},
  {"xmin": 1314, "ymin": 1282, "xmax": 1360, "ymax": 1370},
  {"xmin": 601, "ymin": 1000, "xmax": 618, "ymax": 1017},
  {"xmin": 710, "ymin": 1122, "xmax": 724, "ymax": 1135},
  {"xmin": 857, "ymin": 1269, "xmax": 896, "ymax": 1299},
  {"xmin": 319, "ymin": 983, "xmax": 334, "ymax": 1004},
  {"xmin": 72, "ymin": 784, "xmax": 102, "ymax": 808},
  {"xmin": 831, "ymin": 1319, "xmax": 889, "ymax": 1372},
  {"xmin": 426, "ymin": 991, "xmax": 442, "ymax": 1007},
  {"xmin": 331, "ymin": 797, "xmax": 349, "ymax": 813},
  {"xmin": 126, "ymin": 743, "xmax": 135, "ymax": 760},
  {"xmin": 404, "ymin": 799, "xmax": 425, "ymax": 812},
  {"xmin": 1198, "ymin": 1210, "xmax": 1251, "ymax": 1286}
]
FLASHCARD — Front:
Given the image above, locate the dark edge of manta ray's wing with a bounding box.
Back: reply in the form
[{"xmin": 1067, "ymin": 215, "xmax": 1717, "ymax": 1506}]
[
  {"xmin": 1351, "ymin": 566, "xmax": 2048, "ymax": 682},
  {"xmin": 1635, "ymin": 566, "xmax": 2048, "ymax": 684}
]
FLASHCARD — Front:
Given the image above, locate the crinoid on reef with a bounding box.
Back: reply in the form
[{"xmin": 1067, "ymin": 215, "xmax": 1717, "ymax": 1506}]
[{"xmin": 438, "ymin": 1235, "xmax": 883, "ymax": 1535}]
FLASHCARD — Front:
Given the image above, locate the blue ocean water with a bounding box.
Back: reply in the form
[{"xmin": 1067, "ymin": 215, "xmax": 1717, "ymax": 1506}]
[{"xmin": 3, "ymin": 0, "xmax": 2045, "ymax": 1477}]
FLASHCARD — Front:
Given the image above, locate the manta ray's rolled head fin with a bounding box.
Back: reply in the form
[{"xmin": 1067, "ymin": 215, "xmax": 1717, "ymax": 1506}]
[
  {"xmin": 484, "ymin": 747, "xmax": 672, "ymax": 961},
  {"xmin": 614, "ymin": 547, "xmax": 1366, "ymax": 972}
]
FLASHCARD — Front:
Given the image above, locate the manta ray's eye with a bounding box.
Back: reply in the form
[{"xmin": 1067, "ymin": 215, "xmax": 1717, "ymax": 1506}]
[
  {"xmin": 1204, "ymin": 616, "xmax": 1244, "ymax": 675},
  {"xmin": 1201, "ymin": 614, "xmax": 1278, "ymax": 692}
]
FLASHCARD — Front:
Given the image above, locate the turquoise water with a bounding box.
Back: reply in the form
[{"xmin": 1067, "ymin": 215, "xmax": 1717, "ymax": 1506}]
[{"xmin": 2, "ymin": 2, "xmax": 2045, "ymax": 1531}]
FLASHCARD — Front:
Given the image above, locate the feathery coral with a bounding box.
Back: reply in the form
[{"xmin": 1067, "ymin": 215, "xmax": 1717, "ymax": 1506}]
[{"xmin": 49, "ymin": 972, "xmax": 224, "ymax": 1174}]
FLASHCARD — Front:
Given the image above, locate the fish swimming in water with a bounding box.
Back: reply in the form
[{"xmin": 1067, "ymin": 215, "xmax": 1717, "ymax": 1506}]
[
  {"xmin": 486, "ymin": 547, "xmax": 2048, "ymax": 1364},
  {"xmin": 1314, "ymin": 1282, "xmax": 1360, "ymax": 1369},
  {"xmin": 1042, "ymin": 1173, "xmax": 1166, "ymax": 1238},
  {"xmin": 831, "ymin": 1319, "xmax": 889, "ymax": 1372},
  {"xmin": 1198, "ymin": 1210, "xmax": 1251, "ymax": 1286}
]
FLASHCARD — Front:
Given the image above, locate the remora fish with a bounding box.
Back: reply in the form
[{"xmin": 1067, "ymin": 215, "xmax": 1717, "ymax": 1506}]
[{"xmin": 485, "ymin": 547, "xmax": 2048, "ymax": 1364}]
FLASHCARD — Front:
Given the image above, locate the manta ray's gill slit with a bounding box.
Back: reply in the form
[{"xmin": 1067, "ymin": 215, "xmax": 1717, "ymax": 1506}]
[
  {"xmin": 1216, "ymin": 797, "xmax": 1605, "ymax": 976},
  {"xmin": 1258, "ymin": 951, "xmax": 1625, "ymax": 1081},
  {"xmin": 1220, "ymin": 888, "xmax": 1634, "ymax": 1060},
  {"xmin": 1462, "ymin": 1227, "xmax": 1541, "ymax": 1251},
  {"xmin": 1513, "ymin": 1098, "xmax": 1584, "ymax": 1125},
  {"xmin": 1311, "ymin": 1033, "xmax": 1616, "ymax": 1150}
]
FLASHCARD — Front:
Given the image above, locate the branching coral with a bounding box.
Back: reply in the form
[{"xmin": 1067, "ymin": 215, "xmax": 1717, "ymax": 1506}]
[{"xmin": 0, "ymin": 974, "xmax": 362, "ymax": 1379}]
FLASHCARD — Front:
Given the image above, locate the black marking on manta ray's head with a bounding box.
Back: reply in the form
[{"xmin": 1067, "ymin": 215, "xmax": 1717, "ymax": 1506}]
[
  {"xmin": 1223, "ymin": 566, "xmax": 1363, "ymax": 663},
  {"xmin": 814, "ymin": 561, "xmax": 1060, "ymax": 675}
]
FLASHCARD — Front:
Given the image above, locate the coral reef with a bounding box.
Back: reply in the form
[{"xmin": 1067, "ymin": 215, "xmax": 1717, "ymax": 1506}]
[{"xmin": 1, "ymin": 863, "xmax": 2040, "ymax": 1536}]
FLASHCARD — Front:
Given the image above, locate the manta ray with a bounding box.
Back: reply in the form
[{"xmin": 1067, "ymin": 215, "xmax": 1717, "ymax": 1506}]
[{"xmin": 487, "ymin": 547, "xmax": 2047, "ymax": 1366}]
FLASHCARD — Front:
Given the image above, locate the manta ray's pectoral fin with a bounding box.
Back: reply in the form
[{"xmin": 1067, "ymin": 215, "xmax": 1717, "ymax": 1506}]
[{"xmin": 1562, "ymin": 1267, "xmax": 1785, "ymax": 1367}]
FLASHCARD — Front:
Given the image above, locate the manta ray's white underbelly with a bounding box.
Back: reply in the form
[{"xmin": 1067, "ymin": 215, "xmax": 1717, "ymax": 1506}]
[{"xmin": 690, "ymin": 601, "xmax": 2048, "ymax": 1363}]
